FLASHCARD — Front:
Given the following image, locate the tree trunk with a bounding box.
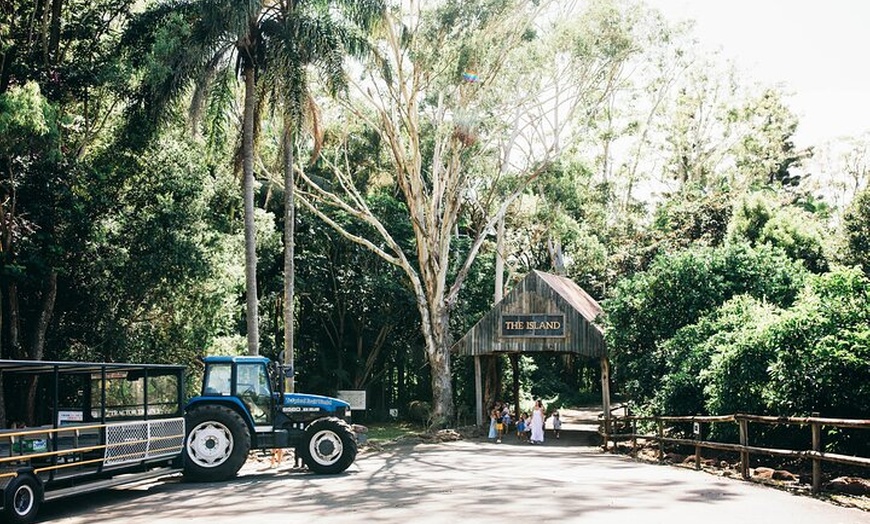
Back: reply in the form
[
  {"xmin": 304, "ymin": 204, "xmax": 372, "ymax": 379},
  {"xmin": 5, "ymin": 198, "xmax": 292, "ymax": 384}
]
[
  {"xmin": 47, "ymin": 0, "xmax": 62, "ymax": 62},
  {"xmin": 242, "ymin": 64, "xmax": 259, "ymax": 355},
  {"xmin": 30, "ymin": 270, "xmax": 56, "ymax": 362},
  {"xmin": 425, "ymin": 304, "xmax": 454, "ymax": 427},
  {"xmin": 484, "ymin": 355, "xmax": 498, "ymax": 413},
  {"xmin": 8, "ymin": 282, "xmax": 22, "ymax": 359},
  {"xmin": 495, "ymin": 216, "xmax": 505, "ymax": 302},
  {"xmin": 0, "ymin": 282, "xmax": 4, "ymax": 426},
  {"xmin": 282, "ymin": 121, "xmax": 295, "ymax": 391},
  {"xmin": 25, "ymin": 270, "xmax": 57, "ymax": 425},
  {"xmin": 397, "ymin": 346, "xmax": 406, "ymax": 411},
  {"xmin": 0, "ymin": 373, "xmax": 4, "ymax": 428}
]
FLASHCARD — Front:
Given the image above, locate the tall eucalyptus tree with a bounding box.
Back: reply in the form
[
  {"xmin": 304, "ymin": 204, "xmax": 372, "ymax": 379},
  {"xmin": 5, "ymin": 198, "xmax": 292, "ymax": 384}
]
[{"xmin": 297, "ymin": 0, "xmax": 642, "ymax": 425}]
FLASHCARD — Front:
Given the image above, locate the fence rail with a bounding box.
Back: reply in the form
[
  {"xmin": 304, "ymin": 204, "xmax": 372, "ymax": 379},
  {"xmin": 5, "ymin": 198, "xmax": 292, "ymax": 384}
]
[{"xmin": 599, "ymin": 410, "xmax": 870, "ymax": 494}]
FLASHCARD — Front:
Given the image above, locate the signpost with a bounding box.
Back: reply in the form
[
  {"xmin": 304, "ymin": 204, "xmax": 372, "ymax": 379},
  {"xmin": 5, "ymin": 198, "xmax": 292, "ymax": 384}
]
[
  {"xmin": 500, "ymin": 314, "xmax": 565, "ymax": 338},
  {"xmin": 336, "ymin": 390, "xmax": 367, "ymax": 411}
]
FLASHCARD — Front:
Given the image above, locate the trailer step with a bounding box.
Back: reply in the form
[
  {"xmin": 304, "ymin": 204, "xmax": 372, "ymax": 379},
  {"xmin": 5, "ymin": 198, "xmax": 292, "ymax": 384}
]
[{"xmin": 44, "ymin": 467, "xmax": 182, "ymax": 502}]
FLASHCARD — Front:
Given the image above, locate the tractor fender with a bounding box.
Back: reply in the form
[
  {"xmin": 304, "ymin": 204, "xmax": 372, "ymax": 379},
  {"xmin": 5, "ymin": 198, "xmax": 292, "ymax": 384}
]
[{"xmin": 185, "ymin": 396, "xmax": 256, "ymax": 434}]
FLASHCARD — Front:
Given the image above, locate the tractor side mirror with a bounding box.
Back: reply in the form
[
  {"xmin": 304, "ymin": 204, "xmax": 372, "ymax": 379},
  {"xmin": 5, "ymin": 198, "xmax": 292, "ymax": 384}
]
[{"xmin": 276, "ymin": 352, "xmax": 294, "ymax": 379}]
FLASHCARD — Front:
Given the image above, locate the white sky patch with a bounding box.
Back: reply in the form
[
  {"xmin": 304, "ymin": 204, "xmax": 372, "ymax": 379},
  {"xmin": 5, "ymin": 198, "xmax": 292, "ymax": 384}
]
[{"xmin": 644, "ymin": 0, "xmax": 870, "ymax": 148}]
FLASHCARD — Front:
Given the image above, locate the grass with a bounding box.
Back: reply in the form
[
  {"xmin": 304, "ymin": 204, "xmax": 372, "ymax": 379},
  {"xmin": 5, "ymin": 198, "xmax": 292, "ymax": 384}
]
[{"xmin": 364, "ymin": 422, "xmax": 426, "ymax": 443}]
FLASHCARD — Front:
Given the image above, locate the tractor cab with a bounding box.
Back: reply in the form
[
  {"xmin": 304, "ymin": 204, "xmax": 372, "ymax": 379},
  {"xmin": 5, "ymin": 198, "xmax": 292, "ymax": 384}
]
[{"xmin": 201, "ymin": 356, "xmax": 275, "ymax": 425}]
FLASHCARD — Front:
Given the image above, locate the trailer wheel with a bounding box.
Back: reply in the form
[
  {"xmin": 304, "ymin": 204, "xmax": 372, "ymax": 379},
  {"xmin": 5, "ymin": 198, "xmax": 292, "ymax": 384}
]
[
  {"xmin": 298, "ymin": 417, "xmax": 357, "ymax": 474},
  {"xmin": 3, "ymin": 472, "xmax": 42, "ymax": 524},
  {"xmin": 183, "ymin": 405, "xmax": 251, "ymax": 482}
]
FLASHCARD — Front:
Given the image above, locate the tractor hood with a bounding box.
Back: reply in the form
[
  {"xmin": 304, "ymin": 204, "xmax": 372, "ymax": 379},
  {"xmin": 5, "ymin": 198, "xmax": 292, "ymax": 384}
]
[{"xmin": 280, "ymin": 393, "xmax": 350, "ymax": 416}]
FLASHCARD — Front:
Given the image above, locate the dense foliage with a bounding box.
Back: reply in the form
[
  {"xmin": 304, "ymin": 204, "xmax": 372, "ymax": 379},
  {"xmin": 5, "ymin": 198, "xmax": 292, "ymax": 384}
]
[
  {"xmin": 605, "ymin": 241, "xmax": 807, "ymax": 401},
  {"xmin": 0, "ymin": 0, "xmax": 867, "ymax": 438}
]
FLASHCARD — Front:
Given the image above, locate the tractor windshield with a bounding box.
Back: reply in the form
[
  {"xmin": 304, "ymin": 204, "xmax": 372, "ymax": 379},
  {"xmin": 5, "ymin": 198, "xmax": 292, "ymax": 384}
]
[{"xmin": 236, "ymin": 362, "xmax": 272, "ymax": 425}]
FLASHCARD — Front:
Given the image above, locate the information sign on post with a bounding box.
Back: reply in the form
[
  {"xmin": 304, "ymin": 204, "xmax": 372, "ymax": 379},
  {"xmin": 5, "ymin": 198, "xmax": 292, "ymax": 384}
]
[{"xmin": 337, "ymin": 390, "xmax": 367, "ymax": 411}]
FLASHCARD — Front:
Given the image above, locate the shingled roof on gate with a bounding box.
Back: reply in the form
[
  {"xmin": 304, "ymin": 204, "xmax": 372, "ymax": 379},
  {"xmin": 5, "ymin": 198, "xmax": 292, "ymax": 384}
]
[{"xmin": 451, "ymin": 270, "xmax": 605, "ymax": 358}]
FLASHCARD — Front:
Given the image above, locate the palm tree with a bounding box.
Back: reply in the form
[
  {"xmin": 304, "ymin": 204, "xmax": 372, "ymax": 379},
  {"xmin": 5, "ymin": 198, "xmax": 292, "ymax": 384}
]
[
  {"xmin": 259, "ymin": 0, "xmax": 383, "ymax": 390},
  {"xmin": 123, "ymin": 0, "xmax": 269, "ymax": 355},
  {"xmin": 124, "ymin": 0, "xmax": 382, "ymax": 361}
]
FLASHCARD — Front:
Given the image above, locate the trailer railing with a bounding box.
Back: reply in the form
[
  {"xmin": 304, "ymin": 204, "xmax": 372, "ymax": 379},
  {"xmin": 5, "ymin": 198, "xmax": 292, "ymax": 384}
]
[
  {"xmin": 599, "ymin": 411, "xmax": 870, "ymax": 494},
  {"xmin": 0, "ymin": 417, "xmax": 185, "ymax": 479}
]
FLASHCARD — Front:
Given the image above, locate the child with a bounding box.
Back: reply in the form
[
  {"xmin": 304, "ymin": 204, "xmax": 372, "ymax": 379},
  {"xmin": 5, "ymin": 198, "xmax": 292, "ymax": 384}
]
[
  {"xmin": 516, "ymin": 413, "xmax": 526, "ymax": 441},
  {"xmin": 270, "ymin": 447, "xmax": 285, "ymax": 467},
  {"xmin": 552, "ymin": 411, "xmax": 562, "ymax": 439}
]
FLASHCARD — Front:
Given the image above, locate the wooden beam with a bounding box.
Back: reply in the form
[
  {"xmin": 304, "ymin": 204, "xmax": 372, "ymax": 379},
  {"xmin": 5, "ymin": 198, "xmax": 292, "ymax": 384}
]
[
  {"xmin": 474, "ymin": 356, "xmax": 483, "ymax": 425},
  {"xmin": 510, "ymin": 353, "xmax": 520, "ymax": 420},
  {"xmin": 600, "ymin": 355, "xmax": 611, "ymax": 448}
]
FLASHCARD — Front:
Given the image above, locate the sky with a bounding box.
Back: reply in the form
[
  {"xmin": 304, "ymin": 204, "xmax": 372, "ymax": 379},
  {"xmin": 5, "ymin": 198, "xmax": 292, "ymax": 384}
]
[{"xmin": 644, "ymin": 0, "xmax": 870, "ymax": 149}]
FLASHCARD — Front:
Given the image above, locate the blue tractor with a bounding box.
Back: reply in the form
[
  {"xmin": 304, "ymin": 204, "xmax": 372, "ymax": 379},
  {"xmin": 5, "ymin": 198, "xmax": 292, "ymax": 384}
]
[{"xmin": 183, "ymin": 356, "xmax": 357, "ymax": 480}]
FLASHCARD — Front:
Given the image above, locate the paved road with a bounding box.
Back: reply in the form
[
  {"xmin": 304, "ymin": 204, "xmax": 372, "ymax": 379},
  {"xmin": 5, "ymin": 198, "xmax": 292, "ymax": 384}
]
[{"xmin": 42, "ymin": 436, "xmax": 866, "ymax": 524}]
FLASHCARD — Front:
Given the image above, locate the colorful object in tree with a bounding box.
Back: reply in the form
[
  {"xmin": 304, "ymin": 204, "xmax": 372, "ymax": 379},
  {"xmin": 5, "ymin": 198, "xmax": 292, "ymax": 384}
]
[{"xmin": 462, "ymin": 71, "xmax": 480, "ymax": 83}]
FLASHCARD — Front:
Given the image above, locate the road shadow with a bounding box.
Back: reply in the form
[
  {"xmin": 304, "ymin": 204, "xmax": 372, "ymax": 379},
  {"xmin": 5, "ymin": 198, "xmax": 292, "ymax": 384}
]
[{"xmin": 34, "ymin": 438, "xmax": 866, "ymax": 524}]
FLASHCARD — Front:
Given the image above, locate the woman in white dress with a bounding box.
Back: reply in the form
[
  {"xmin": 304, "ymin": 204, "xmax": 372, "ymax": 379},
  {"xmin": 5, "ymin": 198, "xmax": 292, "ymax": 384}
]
[{"xmin": 530, "ymin": 399, "xmax": 545, "ymax": 444}]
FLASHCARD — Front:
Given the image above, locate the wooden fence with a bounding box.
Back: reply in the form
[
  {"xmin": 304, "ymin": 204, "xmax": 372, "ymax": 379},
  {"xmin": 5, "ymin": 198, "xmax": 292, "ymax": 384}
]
[{"xmin": 600, "ymin": 410, "xmax": 870, "ymax": 494}]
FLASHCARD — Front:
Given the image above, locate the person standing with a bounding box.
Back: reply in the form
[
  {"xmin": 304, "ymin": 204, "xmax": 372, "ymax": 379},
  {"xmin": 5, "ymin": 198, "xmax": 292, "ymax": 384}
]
[
  {"xmin": 488, "ymin": 408, "xmax": 499, "ymax": 441},
  {"xmin": 552, "ymin": 411, "xmax": 562, "ymax": 439},
  {"xmin": 530, "ymin": 399, "xmax": 545, "ymax": 444}
]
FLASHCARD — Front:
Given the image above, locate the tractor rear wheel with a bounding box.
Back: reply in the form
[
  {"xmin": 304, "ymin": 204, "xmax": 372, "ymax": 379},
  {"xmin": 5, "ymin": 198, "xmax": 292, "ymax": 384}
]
[
  {"xmin": 298, "ymin": 417, "xmax": 357, "ymax": 474},
  {"xmin": 183, "ymin": 405, "xmax": 251, "ymax": 481}
]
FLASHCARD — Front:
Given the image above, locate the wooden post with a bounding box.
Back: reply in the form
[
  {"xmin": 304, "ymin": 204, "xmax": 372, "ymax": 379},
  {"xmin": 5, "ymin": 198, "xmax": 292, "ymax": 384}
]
[
  {"xmin": 812, "ymin": 420, "xmax": 821, "ymax": 494},
  {"xmin": 474, "ymin": 356, "xmax": 483, "ymax": 426},
  {"xmin": 510, "ymin": 353, "xmax": 520, "ymax": 420},
  {"xmin": 657, "ymin": 419, "xmax": 664, "ymax": 462},
  {"xmin": 694, "ymin": 419, "xmax": 702, "ymax": 471},
  {"xmin": 631, "ymin": 418, "xmax": 637, "ymax": 458},
  {"xmin": 600, "ymin": 356, "xmax": 611, "ymax": 450},
  {"xmin": 738, "ymin": 416, "xmax": 749, "ymax": 479}
]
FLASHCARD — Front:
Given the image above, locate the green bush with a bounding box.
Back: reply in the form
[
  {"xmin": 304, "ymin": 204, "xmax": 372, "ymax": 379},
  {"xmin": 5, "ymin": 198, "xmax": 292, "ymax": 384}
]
[
  {"xmin": 843, "ymin": 188, "xmax": 870, "ymax": 275},
  {"xmin": 605, "ymin": 242, "xmax": 806, "ymax": 402},
  {"xmin": 729, "ymin": 194, "xmax": 830, "ymax": 273},
  {"xmin": 650, "ymin": 296, "xmax": 781, "ymax": 419},
  {"xmin": 625, "ymin": 266, "xmax": 870, "ymax": 455},
  {"xmin": 764, "ymin": 267, "xmax": 870, "ymax": 420}
]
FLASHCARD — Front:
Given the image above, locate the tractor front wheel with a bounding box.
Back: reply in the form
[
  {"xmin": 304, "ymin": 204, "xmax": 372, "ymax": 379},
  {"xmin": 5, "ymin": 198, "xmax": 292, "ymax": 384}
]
[
  {"xmin": 183, "ymin": 405, "xmax": 251, "ymax": 482},
  {"xmin": 298, "ymin": 417, "xmax": 357, "ymax": 474}
]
